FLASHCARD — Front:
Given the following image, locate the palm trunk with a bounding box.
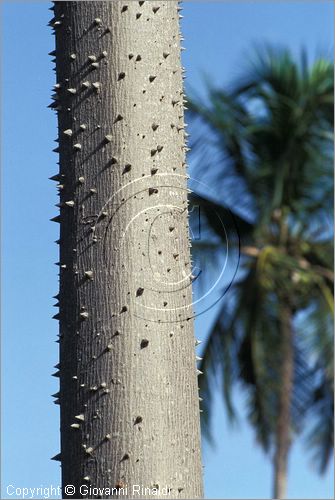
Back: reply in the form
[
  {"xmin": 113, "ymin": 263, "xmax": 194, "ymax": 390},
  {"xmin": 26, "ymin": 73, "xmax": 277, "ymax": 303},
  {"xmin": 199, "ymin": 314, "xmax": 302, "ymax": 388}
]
[
  {"xmin": 272, "ymin": 304, "xmax": 294, "ymax": 499},
  {"xmin": 51, "ymin": 1, "xmax": 203, "ymax": 498}
]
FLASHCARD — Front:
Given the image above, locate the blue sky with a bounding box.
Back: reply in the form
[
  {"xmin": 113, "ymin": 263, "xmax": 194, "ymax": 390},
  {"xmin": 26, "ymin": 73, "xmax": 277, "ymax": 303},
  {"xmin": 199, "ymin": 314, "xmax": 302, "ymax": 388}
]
[{"xmin": 1, "ymin": 2, "xmax": 333, "ymax": 499}]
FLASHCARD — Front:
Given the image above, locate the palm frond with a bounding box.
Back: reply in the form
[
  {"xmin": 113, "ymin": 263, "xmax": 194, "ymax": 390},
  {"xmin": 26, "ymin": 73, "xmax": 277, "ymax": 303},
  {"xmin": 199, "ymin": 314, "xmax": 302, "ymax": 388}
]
[
  {"xmin": 306, "ymin": 373, "xmax": 334, "ymax": 474},
  {"xmin": 188, "ymin": 191, "xmax": 254, "ymax": 243}
]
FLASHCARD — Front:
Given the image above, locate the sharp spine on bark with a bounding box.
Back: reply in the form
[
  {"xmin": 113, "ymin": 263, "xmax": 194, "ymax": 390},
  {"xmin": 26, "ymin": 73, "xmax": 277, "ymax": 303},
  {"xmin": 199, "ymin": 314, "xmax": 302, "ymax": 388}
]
[
  {"xmin": 50, "ymin": 215, "xmax": 61, "ymax": 223},
  {"xmin": 84, "ymin": 270, "xmax": 94, "ymax": 280},
  {"xmin": 105, "ymin": 135, "xmax": 113, "ymax": 143},
  {"xmin": 152, "ymin": 6, "xmax": 160, "ymax": 13},
  {"xmin": 67, "ymin": 88, "xmax": 76, "ymax": 94},
  {"xmin": 80, "ymin": 124, "xmax": 87, "ymax": 130},
  {"xmin": 81, "ymin": 81, "xmax": 91, "ymax": 89},
  {"xmin": 78, "ymin": 177, "xmax": 85, "ymax": 184},
  {"xmin": 63, "ymin": 129, "xmax": 73, "ymax": 136},
  {"xmin": 121, "ymin": 5, "xmax": 128, "ymax": 12},
  {"xmin": 51, "ymin": 20, "xmax": 62, "ymax": 28},
  {"xmin": 140, "ymin": 339, "xmax": 149, "ymax": 349},
  {"xmin": 70, "ymin": 53, "xmax": 76, "ymax": 60},
  {"xmin": 88, "ymin": 55, "xmax": 97, "ymax": 62},
  {"xmin": 80, "ymin": 311, "xmax": 89, "ymax": 320},
  {"xmin": 123, "ymin": 164, "xmax": 131, "ymax": 174},
  {"xmin": 52, "ymin": 371, "xmax": 60, "ymax": 377},
  {"xmin": 51, "ymin": 453, "xmax": 61, "ymax": 461},
  {"xmin": 75, "ymin": 414, "xmax": 85, "ymax": 421},
  {"xmin": 49, "ymin": 174, "xmax": 63, "ymax": 182},
  {"xmin": 73, "ymin": 143, "xmax": 82, "ymax": 151},
  {"xmin": 197, "ymin": 369, "xmax": 203, "ymax": 376},
  {"xmin": 91, "ymin": 62, "xmax": 99, "ymax": 69},
  {"xmin": 65, "ymin": 201, "xmax": 75, "ymax": 207},
  {"xmin": 70, "ymin": 423, "xmax": 80, "ymax": 429},
  {"xmin": 149, "ymin": 75, "xmax": 156, "ymax": 83},
  {"xmin": 92, "ymin": 82, "xmax": 101, "ymax": 91},
  {"xmin": 94, "ymin": 18, "xmax": 102, "ymax": 25}
]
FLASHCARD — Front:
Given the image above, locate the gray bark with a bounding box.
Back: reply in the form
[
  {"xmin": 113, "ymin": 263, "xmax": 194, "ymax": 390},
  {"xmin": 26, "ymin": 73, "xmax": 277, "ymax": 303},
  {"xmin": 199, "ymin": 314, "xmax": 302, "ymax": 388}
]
[{"xmin": 51, "ymin": 1, "xmax": 203, "ymax": 498}]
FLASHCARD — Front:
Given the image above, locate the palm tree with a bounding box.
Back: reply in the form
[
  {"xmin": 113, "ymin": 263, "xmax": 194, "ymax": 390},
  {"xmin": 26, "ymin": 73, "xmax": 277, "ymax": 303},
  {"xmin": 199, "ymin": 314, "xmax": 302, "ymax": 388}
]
[
  {"xmin": 50, "ymin": 1, "xmax": 203, "ymax": 497},
  {"xmin": 187, "ymin": 47, "xmax": 333, "ymax": 499}
]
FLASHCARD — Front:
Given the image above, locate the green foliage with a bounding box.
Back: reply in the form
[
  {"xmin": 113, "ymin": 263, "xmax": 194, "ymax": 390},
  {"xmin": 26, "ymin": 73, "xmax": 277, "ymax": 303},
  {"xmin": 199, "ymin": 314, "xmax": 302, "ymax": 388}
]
[{"xmin": 188, "ymin": 47, "xmax": 333, "ymax": 471}]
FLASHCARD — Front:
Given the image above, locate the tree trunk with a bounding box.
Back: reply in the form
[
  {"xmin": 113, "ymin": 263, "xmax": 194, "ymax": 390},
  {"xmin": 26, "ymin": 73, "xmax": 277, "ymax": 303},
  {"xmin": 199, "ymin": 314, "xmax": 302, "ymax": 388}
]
[
  {"xmin": 51, "ymin": 1, "xmax": 203, "ymax": 498},
  {"xmin": 272, "ymin": 304, "xmax": 293, "ymax": 499}
]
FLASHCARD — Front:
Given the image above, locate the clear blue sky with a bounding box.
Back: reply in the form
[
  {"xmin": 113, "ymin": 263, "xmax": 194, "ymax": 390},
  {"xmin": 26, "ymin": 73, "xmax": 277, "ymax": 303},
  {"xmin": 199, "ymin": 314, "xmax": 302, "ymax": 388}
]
[{"xmin": 1, "ymin": 2, "xmax": 333, "ymax": 499}]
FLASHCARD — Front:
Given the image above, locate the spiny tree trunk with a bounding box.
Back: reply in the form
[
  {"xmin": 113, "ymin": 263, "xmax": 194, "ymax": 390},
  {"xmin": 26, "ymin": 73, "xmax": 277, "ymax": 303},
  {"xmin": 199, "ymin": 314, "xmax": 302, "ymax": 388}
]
[
  {"xmin": 273, "ymin": 304, "xmax": 293, "ymax": 499},
  {"xmin": 50, "ymin": 1, "xmax": 203, "ymax": 498}
]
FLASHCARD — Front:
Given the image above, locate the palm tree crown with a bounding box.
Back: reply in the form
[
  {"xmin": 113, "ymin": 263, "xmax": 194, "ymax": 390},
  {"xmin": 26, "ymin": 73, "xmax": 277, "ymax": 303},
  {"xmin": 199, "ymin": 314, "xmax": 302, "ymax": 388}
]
[{"xmin": 187, "ymin": 47, "xmax": 333, "ymax": 497}]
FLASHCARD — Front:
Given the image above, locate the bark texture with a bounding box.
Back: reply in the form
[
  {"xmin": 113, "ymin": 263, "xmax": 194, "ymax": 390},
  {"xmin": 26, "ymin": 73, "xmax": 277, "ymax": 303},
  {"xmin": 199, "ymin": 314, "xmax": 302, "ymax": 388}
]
[
  {"xmin": 51, "ymin": 1, "xmax": 203, "ymax": 498},
  {"xmin": 273, "ymin": 305, "xmax": 293, "ymax": 500}
]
